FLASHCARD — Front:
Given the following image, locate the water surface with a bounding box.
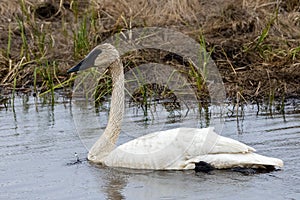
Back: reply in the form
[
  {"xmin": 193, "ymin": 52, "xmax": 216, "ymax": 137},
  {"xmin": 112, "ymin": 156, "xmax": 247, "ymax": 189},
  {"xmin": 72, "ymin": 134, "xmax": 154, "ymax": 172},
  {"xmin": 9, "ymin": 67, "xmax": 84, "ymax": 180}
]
[{"xmin": 0, "ymin": 96, "xmax": 299, "ymax": 199}]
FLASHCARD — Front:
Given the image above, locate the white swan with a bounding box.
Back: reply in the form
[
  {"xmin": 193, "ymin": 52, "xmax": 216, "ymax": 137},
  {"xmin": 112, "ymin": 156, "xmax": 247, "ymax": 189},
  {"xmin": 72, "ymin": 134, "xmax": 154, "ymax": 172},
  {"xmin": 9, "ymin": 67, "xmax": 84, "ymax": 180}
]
[{"xmin": 68, "ymin": 43, "xmax": 283, "ymax": 171}]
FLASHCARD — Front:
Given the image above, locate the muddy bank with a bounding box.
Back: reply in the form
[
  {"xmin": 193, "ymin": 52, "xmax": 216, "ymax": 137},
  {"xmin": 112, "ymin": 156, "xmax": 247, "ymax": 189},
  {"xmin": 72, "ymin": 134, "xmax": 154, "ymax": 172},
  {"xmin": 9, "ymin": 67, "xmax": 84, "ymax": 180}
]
[{"xmin": 0, "ymin": 0, "xmax": 299, "ymax": 102}]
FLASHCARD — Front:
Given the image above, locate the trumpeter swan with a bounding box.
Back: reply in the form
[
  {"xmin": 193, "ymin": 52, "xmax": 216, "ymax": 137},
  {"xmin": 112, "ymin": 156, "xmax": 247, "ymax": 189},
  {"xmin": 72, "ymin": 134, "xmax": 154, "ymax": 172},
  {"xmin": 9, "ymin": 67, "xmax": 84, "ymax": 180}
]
[{"xmin": 68, "ymin": 43, "xmax": 283, "ymax": 171}]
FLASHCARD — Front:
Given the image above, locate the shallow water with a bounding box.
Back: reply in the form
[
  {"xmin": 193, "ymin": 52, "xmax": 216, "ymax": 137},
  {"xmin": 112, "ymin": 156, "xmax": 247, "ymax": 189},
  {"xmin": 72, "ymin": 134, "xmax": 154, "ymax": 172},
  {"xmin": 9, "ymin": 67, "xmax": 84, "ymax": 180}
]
[{"xmin": 0, "ymin": 96, "xmax": 299, "ymax": 199}]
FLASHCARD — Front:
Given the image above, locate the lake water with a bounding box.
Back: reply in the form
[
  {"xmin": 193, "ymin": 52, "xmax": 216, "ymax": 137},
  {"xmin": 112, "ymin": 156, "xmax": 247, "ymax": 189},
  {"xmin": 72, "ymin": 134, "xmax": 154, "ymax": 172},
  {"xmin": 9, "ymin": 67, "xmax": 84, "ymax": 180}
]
[{"xmin": 0, "ymin": 96, "xmax": 299, "ymax": 199}]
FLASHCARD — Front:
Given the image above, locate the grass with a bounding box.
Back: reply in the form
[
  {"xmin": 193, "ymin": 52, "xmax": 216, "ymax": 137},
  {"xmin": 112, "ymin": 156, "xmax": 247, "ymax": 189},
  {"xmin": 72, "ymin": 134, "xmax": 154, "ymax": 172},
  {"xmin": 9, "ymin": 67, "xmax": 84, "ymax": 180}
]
[
  {"xmin": 12, "ymin": 76, "xmax": 17, "ymax": 108},
  {"xmin": 16, "ymin": 17, "xmax": 29, "ymax": 59},
  {"xmin": 254, "ymin": 2, "xmax": 278, "ymax": 51},
  {"xmin": 0, "ymin": 0, "xmax": 299, "ymax": 109},
  {"xmin": 291, "ymin": 46, "xmax": 300, "ymax": 60},
  {"xmin": 45, "ymin": 61, "xmax": 55, "ymax": 105},
  {"xmin": 73, "ymin": 16, "xmax": 91, "ymax": 59},
  {"xmin": 6, "ymin": 22, "xmax": 12, "ymax": 59}
]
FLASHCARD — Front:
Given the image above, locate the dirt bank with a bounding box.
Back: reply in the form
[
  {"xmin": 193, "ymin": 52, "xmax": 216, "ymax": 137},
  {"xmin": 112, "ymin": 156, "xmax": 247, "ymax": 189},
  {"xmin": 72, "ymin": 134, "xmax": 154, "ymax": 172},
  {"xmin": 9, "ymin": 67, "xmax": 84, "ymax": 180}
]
[{"xmin": 0, "ymin": 0, "xmax": 299, "ymax": 102}]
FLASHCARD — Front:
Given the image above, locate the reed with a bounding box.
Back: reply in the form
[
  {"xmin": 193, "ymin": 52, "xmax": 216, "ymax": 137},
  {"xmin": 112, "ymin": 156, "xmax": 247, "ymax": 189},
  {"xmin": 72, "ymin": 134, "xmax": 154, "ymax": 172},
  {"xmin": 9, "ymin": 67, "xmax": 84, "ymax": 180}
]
[
  {"xmin": 73, "ymin": 16, "xmax": 90, "ymax": 59},
  {"xmin": 16, "ymin": 18, "xmax": 29, "ymax": 59},
  {"xmin": 94, "ymin": 75, "xmax": 113, "ymax": 104},
  {"xmin": 45, "ymin": 61, "xmax": 55, "ymax": 105},
  {"xmin": 36, "ymin": 26, "xmax": 47, "ymax": 58},
  {"xmin": 19, "ymin": 0, "xmax": 30, "ymax": 21},
  {"xmin": 12, "ymin": 76, "xmax": 17, "ymax": 108},
  {"xmin": 70, "ymin": 0, "xmax": 80, "ymax": 23},
  {"xmin": 130, "ymin": 66, "xmax": 151, "ymax": 114},
  {"xmin": 280, "ymin": 95, "xmax": 286, "ymax": 121},
  {"xmin": 6, "ymin": 22, "xmax": 12, "ymax": 59},
  {"xmin": 39, "ymin": 75, "xmax": 77, "ymax": 97},
  {"xmin": 33, "ymin": 66, "xmax": 37, "ymax": 93},
  {"xmin": 254, "ymin": 3, "xmax": 279, "ymax": 58}
]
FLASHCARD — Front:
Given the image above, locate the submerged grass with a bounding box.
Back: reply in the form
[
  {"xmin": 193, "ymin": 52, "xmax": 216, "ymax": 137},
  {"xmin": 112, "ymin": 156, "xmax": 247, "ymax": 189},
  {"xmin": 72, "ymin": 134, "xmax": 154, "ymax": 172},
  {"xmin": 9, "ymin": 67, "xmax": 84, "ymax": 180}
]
[{"xmin": 0, "ymin": 0, "xmax": 299, "ymax": 109}]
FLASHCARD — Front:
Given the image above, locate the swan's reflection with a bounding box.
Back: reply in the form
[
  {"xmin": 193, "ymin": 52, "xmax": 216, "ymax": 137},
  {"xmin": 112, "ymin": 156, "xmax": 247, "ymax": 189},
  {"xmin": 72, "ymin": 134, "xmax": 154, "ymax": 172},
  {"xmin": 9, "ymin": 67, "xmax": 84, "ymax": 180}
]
[
  {"xmin": 92, "ymin": 165, "xmax": 127, "ymax": 200},
  {"xmin": 91, "ymin": 165, "xmax": 255, "ymax": 200}
]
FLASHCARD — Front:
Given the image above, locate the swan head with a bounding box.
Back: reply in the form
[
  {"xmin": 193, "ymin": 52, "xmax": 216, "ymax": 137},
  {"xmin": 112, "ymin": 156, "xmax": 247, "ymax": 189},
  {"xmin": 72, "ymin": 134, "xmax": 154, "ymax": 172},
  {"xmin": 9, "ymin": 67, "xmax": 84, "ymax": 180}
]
[{"xmin": 67, "ymin": 43, "xmax": 120, "ymax": 73}]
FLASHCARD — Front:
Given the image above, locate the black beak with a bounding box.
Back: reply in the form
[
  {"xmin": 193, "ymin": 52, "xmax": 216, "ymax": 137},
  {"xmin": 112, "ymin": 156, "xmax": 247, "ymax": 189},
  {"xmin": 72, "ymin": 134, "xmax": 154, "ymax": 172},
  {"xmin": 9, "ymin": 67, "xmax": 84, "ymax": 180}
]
[
  {"xmin": 67, "ymin": 48, "xmax": 102, "ymax": 74},
  {"xmin": 67, "ymin": 60, "xmax": 84, "ymax": 74}
]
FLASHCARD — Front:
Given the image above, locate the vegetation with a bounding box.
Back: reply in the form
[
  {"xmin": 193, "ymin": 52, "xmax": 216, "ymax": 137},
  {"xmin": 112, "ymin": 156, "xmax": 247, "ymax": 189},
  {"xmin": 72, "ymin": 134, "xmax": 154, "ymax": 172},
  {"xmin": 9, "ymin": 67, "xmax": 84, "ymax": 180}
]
[{"xmin": 0, "ymin": 0, "xmax": 299, "ymax": 107}]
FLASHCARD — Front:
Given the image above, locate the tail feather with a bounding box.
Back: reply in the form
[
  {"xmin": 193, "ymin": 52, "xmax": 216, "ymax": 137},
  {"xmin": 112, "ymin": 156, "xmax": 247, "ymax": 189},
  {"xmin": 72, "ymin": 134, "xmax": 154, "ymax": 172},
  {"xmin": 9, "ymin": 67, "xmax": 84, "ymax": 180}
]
[{"xmin": 190, "ymin": 153, "xmax": 283, "ymax": 169}]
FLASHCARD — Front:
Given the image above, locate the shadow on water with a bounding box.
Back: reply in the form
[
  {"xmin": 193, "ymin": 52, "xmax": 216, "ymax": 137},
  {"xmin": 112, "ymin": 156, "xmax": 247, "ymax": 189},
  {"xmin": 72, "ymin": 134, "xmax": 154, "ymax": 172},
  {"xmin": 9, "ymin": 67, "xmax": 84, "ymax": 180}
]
[{"xmin": 0, "ymin": 95, "xmax": 300, "ymax": 199}]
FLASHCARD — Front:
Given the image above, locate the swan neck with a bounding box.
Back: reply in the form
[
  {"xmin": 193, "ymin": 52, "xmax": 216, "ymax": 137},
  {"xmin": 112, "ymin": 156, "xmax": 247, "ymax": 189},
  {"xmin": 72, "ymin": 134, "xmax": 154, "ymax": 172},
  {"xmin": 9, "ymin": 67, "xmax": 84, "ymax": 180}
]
[
  {"xmin": 104, "ymin": 59, "xmax": 125, "ymax": 142},
  {"xmin": 88, "ymin": 59, "xmax": 124, "ymax": 162}
]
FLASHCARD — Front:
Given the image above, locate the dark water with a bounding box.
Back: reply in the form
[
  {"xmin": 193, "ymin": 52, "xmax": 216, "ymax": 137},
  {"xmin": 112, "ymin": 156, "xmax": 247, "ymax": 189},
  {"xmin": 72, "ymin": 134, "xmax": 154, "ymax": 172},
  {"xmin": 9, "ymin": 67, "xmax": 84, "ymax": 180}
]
[{"xmin": 0, "ymin": 96, "xmax": 299, "ymax": 199}]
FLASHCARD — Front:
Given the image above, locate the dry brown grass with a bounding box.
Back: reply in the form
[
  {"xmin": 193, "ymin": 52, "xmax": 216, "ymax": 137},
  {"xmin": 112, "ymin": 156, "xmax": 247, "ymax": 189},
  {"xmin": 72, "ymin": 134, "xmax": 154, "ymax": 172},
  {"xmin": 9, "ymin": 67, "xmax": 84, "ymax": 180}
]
[{"xmin": 0, "ymin": 0, "xmax": 299, "ymax": 101}]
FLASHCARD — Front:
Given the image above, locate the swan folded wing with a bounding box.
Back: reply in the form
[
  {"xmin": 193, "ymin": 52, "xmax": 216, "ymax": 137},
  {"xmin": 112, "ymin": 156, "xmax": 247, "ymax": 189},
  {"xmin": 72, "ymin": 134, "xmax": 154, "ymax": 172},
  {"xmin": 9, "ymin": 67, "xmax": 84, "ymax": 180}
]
[
  {"xmin": 209, "ymin": 135, "xmax": 256, "ymax": 154},
  {"xmin": 103, "ymin": 128, "xmax": 251, "ymax": 169},
  {"xmin": 182, "ymin": 128, "xmax": 255, "ymax": 156},
  {"xmin": 103, "ymin": 128, "xmax": 195, "ymax": 169}
]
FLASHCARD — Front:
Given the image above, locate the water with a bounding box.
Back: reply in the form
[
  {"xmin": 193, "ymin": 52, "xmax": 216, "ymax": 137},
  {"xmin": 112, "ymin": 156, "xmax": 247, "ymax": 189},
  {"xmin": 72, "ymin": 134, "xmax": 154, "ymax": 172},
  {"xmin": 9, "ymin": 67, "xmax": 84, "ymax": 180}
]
[{"xmin": 0, "ymin": 96, "xmax": 299, "ymax": 199}]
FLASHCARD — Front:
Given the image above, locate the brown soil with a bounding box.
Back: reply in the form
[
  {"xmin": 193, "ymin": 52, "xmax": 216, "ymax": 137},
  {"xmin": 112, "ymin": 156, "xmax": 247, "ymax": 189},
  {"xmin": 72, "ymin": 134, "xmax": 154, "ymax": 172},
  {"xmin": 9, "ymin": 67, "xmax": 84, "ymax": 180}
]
[{"xmin": 0, "ymin": 0, "xmax": 299, "ymax": 102}]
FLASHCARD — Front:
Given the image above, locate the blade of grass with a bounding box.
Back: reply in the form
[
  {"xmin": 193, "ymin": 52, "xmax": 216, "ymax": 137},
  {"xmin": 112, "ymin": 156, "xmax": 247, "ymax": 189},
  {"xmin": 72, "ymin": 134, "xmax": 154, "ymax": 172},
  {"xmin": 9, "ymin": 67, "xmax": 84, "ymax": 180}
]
[
  {"xmin": 39, "ymin": 75, "xmax": 77, "ymax": 97},
  {"xmin": 7, "ymin": 22, "xmax": 12, "ymax": 58},
  {"xmin": 16, "ymin": 18, "xmax": 29, "ymax": 59}
]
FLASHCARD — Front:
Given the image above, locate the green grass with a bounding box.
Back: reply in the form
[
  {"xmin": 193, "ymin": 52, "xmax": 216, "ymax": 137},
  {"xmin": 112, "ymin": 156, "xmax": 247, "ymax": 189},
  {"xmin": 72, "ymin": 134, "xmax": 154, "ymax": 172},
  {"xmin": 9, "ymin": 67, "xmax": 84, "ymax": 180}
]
[
  {"xmin": 19, "ymin": 0, "xmax": 30, "ymax": 21},
  {"xmin": 73, "ymin": 16, "xmax": 91, "ymax": 58},
  {"xmin": 291, "ymin": 46, "xmax": 300, "ymax": 60},
  {"xmin": 16, "ymin": 17, "xmax": 29, "ymax": 59}
]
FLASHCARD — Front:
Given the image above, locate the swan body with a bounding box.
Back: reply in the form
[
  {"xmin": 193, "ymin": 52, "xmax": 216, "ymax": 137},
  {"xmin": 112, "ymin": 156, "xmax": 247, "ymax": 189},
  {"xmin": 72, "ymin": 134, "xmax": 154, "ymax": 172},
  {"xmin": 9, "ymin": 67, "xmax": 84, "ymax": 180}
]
[
  {"xmin": 103, "ymin": 127, "xmax": 283, "ymax": 170},
  {"xmin": 68, "ymin": 43, "xmax": 283, "ymax": 170}
]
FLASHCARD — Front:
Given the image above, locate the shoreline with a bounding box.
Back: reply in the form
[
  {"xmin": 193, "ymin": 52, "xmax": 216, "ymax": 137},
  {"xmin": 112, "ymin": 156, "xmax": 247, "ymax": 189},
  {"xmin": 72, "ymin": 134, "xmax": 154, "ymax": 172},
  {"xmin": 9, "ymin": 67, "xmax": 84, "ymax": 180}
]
[{"xmin": 0, "ymin": 0, "xmax": 299, "ymax": 102}]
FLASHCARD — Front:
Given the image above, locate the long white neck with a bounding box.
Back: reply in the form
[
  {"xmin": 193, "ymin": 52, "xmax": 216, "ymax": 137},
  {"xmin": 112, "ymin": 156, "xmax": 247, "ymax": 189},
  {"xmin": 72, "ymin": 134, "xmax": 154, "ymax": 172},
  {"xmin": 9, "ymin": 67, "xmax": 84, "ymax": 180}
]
[{"xmin": 88, "ymin": 59, "xmax": 124, "ymax": 163}]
